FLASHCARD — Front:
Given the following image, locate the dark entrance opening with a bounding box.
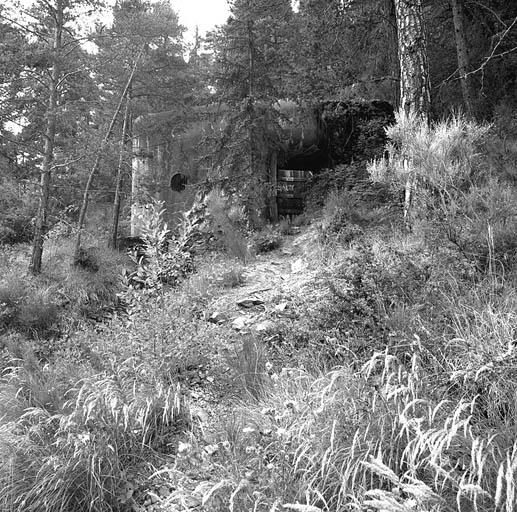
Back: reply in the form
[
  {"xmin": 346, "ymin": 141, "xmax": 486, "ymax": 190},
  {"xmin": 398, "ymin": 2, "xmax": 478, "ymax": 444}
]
[{"xmin": 170, "ymin": 173, "xmax": 188, "ymax": 192}]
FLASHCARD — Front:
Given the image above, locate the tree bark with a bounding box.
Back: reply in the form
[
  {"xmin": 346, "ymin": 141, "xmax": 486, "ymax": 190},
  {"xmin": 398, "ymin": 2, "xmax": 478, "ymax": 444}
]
[
  {"xmin": 29, "ymin": 0, "xmax": 63, "ymax": 274},
  {"xmin": 393, "ymin": 0, "xmax": 431, "ymax": 230},
  {"xmin": 247, "ymin": 17, "xmax": 255, "ymax": 177},
  {"xmin": 450, "ymin": 0, "xmax": 475, "ymax": 117},
  {"xmin": 394, "ymin": 0, "xmax": 431, "ymax": 119},
  {"xmin": 108, "ymin": 95, "xmax": 131, "ymax": 249}
]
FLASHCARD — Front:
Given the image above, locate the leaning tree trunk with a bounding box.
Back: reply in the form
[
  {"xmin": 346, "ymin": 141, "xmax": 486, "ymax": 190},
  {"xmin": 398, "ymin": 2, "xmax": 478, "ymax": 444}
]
[
  {"xmin": 108, "ymin": 95, "xmax": 131, "ymax": 249},
  {"xmin": 393, "ymin": 0, "xmax": 431, "ymax": 229},
  {"xmin": 29, "ymin": 0, "xmax": 63, "ymax": 274},
  {"xmin": 73, "ymin": 49, "xmax": 142, "ymax": 265},
  {"xmin": 450, "ymin": 0, "xmax": 475, "ymax": 117}
]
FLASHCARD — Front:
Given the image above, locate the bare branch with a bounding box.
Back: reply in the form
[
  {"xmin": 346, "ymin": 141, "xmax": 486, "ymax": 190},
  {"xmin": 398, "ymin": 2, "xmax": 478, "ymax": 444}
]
[
  {"xmin": 466, "ymin": 0, "xmax": 507, "ymax": 28},
  {"xmin": 0, "ymin": 13, "xmax": 50, "ymax": 42},
  {"xmin": 465, "ymin": 16, "xmax": 517, "ymax": 77}
]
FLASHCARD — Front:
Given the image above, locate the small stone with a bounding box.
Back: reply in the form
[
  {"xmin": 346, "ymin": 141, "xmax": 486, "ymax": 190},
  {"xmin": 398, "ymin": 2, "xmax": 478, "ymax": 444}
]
[
  {"xmin": 204, "ymin": 444, "xmax": 219, "ymax": 455},
  {"xmin": 208, "ymin": 311, "xmax": 228, "ymax": 324},
  {"xmin": 158, "ymin": 486, "xmax": 171, "ymax": 498},
  {"xmin": 237, "ymin": 297, "xmax": 264, "ymax": 308},
  {"xmin": 183, "ymin": 495, "xmax": 202, "ymax": 508},
  {"xmin": 192, "ymin": 407, "xmax": 209, "ymax": 423}
]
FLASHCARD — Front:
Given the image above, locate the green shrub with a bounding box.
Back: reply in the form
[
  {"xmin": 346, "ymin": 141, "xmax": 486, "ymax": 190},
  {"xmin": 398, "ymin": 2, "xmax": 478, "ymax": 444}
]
[
  {"xmin": 0, "ymin": 179, "xmax": 38, "ymax": 244},
  {"xmin": 427, "ymin": 179, "xmax": 517, "ymax": 273},
  {"xmin": 94, "ymin": 283, "xmax": 237, "ymax": 390},
  {"xmin": 0, "ymin": 277, "xmax": 27, "ymax": 330},
  {"xmin": 367, "ymin": 111, "xmax": 517, "ymax": 275},
  {"xmin": 368, "ymin": 110, "xmax": 490, "ymax": 226},
  {"xmin": 15, "ymin": 288, "xmax": 60, "ymax": 337}
]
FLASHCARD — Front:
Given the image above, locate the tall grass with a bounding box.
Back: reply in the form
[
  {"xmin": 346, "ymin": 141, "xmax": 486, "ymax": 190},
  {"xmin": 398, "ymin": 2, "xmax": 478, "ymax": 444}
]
[
  {"xmin": 0, "ymin": 359, "xmax": 189, "ymax": 512},
  {"xmin": 195, "ymin": 342, "xmax": 517, "ymax": 511}
]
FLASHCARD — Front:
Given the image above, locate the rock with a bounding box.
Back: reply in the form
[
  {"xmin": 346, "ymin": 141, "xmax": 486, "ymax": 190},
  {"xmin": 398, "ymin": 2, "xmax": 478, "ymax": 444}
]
[
  {"xmin": 274, "ymin": 302, "xmax": 288, "ymax": 312},
  {"xmin": 183, "ymin": 495, "xmax": 202, "ymax": 508},
  {"xmin": 204, "ymin": 444, "xmax": 219, "ymax": 455},
  {"xmin": 232, "ymin": 316, "xmax": 249, "ymax": 330},
  {"xmin": 192, "ymin": 407, "xmax": 209, "ymax": 423},
  {"xmin": 254, "ymin": 320, "xmax": 276, "ymax": 332},
  {"xmin": 237, "ymin": 297, "xmax": 264, "ymax": 308},
  {"xmin": 208, "ymin": 311, "xmax": 228, "ymax": 324}
]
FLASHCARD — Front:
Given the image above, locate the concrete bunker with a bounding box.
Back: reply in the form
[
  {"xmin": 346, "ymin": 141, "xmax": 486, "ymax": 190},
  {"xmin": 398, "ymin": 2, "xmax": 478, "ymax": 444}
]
[{"xmin": 131, "ymin": 100, "xmax": 394, "ymax": 234}]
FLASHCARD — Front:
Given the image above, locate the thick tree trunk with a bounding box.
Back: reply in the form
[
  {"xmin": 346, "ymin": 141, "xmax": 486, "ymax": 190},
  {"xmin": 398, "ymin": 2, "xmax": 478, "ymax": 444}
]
[
  {"xmin": 108, "ymin": 96, "xmax": 131, "ymax": 249},
  {"xmin": 393, "ymin": 0, "xmax": 431, "ymax": 229},
  {"xmin": 394, "ymin": 0, "xmax": 431, "ymax": 119},
  {"xmin": 450, "ymin": 0, "xmax": 475, "ymax": 117},
  {"xmin": 29, "ymin": 0, "xmax": 63, "ymax": 274}
]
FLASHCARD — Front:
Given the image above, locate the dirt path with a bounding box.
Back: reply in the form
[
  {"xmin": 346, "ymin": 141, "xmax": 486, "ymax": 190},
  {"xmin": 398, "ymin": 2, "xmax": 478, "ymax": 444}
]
[
  {"xmin": 186, "ymin": 224, "xmax": 328, "ymax": 430},
  {"xmin": 208, "ymin": 225, "xmax": 324, "ymax": 334},
  {"xmin": 143, "ymin": 226, "xmax": 331, "ymax": 511}
]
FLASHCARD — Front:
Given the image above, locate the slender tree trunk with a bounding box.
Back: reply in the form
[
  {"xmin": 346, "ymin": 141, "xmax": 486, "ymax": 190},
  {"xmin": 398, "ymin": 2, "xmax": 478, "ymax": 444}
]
[
  {"xmin": 108, "ymin": 95, "xmax": 131, "ymax": 249},
  {"xmin": 394, "ymin": 0, "xmax": 431, "ymax": 118},
  {"xmin": 73, "ymin": 49, "xmax": 142, "ymax": 264},
  {"xmin": 247, "ymin": 17, "xmax": 255, "ymax": 177},
  {"xmin": 29, "ymin": 0, "xmax": 63, "ymax": 274},
  {"xmin": 450, "ymin": 0, "xmax": 475, "ymax": 117},
  {"xmin": 393, "ymin": 0, "xmax": 431, "ymax": 229}
]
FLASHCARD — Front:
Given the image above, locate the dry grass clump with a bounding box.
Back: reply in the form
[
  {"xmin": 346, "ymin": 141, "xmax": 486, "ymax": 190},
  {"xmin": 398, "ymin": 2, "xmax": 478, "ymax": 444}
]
[{"xmin": 0, "ymin": 359, "xmax": 189, "ymax": 512}]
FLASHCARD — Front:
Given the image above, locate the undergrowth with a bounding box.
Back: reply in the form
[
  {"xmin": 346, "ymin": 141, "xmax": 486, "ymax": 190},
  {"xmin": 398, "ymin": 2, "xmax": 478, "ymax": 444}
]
[{"xmin": 2, "ymin": 111, "xmax": 517, "ymax": 511}]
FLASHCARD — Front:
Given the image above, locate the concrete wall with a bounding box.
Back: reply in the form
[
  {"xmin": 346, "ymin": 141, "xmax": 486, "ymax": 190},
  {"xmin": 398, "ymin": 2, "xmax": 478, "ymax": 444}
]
[{"xmin": 131, "ymin": 112, "xmax": 222, "ymax": 235}]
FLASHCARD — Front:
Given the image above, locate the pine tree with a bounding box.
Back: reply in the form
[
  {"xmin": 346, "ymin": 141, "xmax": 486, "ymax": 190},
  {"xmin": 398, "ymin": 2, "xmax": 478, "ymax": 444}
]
[
  {"xmin": 210, "ymin": 0, "xmax": 293, "ymax": 221},
  {"xmin": 393, "ymin": 0, "xmax": 431, "ymax": 228},
  {"xmin": 1, "ymin": 0, "xmax": 102, "ymax": 272},
  {"xmin": 393, "ymin": 0, "xmax": 430, "ymax": 119}
]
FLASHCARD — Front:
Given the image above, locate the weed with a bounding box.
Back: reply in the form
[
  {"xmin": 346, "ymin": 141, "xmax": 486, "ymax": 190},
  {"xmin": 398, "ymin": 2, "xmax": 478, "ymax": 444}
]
[
  {"xmin": 226, "ymin": 336, "xmax": 268, "ymax": 399},
  {"xmin": 220, "ymin": 265, "xmax": 245, "ymax": 288},
  {"xmin": 205, "ymin": 189, "xmax": 251, "ymax": 261},
  {"xmin": 0, "ymin": 277, "xmax": 27, "ymax": 330},
  {"xmin": 253, "ymin": 225, "xmax": 282, "ymax": 253}
]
